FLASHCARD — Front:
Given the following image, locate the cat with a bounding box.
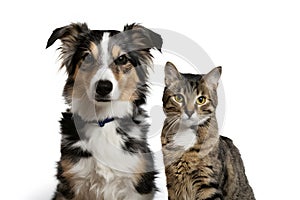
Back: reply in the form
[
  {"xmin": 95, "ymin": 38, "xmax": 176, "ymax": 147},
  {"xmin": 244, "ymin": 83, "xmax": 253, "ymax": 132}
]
[{"xmin": 161, "ymin": 62, "xmax": 255, "ymax": 200}]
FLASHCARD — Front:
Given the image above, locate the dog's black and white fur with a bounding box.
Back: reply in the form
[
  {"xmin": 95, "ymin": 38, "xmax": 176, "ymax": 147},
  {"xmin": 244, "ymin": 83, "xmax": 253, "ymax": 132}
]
[{"xmin": 46, "ymin": 23, "xmax": 162, "ymax": 200}]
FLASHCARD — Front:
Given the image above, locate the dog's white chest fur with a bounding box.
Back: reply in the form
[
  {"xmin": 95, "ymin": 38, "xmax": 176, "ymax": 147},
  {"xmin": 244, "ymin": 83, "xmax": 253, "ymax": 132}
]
[
  {"xmin": 85, "ymin": 122, "xmax": 140, "ymax": 172},
  {"xmin": 69, "ymin": 122, "xmax": 150, "ymax": 199}
]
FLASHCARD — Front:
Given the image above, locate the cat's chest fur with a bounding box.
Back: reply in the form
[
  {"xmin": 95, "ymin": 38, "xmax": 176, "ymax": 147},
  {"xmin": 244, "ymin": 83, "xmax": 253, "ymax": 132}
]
[{"xmin": 172, "ymin": 127, "xmax": 197, "ymax": 150}]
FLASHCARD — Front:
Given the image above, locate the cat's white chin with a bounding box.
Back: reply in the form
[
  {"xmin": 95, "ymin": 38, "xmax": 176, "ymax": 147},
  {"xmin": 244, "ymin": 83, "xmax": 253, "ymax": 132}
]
[
  {"xmin": 180, "ymin": 119, "xmax": 198, "ymax": 128},
  {"xmin": 180, "ymin": 118, "xmax": 199, "ymax": 128}
]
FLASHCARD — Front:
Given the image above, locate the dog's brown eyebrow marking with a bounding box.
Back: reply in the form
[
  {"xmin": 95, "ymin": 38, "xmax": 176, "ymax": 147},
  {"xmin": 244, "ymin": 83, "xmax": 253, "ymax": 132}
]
[
  {"xmin": 73, "ymin": 64, "xmax": 80, "ymax": 79},
  {"xmin": 89, "ymin": 42, "xmax": 99, "ymax": 58},
  {"xmin": 112, "ymin": 45, "xmax": 121, "ymax": 59}
]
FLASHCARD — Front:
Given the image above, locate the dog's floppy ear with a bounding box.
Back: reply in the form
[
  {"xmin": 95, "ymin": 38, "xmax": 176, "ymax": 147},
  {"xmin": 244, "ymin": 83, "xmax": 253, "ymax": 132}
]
[
  {"xmin": 46, "ymin": 23, "xmax": 89, "ymax": 73},
  {"xmin": 46, "ymin": 23, "xmax": 89, "ymax": 48},
  {"xmin": 123, "ymin": 23, "xmax": 163, "ymax": 51}
]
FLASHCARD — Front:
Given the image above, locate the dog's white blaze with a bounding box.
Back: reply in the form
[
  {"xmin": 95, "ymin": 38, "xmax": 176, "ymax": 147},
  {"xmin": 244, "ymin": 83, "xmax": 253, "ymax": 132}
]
[
  {"xmin": 88, "ymin": 32, "xmax": 120, "ymax": 100},
  {"xmin": 173, "ymin": 128, "xmax": 197, "ymax": 150},
  {"xmin": 100, "ymin": 33, "xmax": 120, "ymax": 99},
  {"xmin": 101, "ymin": 32, "xmax": 110, "ymax": 68}
]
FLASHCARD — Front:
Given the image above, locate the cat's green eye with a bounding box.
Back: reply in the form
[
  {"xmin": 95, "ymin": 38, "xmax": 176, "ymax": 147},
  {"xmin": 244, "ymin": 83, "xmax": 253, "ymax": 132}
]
[
  {"xmin": 196, "ymin": 96, "xmax": 207, "ymax": 105},
  {"xmin": 174, "ymin": 94, "xmax": 183, "ymax": 103}
]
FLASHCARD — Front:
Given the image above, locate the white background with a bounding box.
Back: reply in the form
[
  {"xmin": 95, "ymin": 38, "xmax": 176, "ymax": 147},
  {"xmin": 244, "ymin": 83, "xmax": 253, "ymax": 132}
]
[{"xmin": 1, "ymin": 0, "xmax": 300, "ymax": 199}]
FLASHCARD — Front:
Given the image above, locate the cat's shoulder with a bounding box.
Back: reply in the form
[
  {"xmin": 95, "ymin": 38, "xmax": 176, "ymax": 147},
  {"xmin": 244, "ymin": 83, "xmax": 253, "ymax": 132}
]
[
  {"xmin": 220, "ymin": 135, "xmax": 232, "ymax": 142},
  {"xmin": 220, "ymin": 135, "xmax": 234, "ymax": 146},
  {"xmin": 219, "ymin": 136, "xmax": 241, "ymax": 155}
]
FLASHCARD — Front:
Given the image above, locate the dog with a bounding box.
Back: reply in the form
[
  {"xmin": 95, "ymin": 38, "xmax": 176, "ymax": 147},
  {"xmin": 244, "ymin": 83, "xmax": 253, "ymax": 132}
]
[{"xmin": 46, "ymin": 22, "xmax": 162, "ymax": 200}]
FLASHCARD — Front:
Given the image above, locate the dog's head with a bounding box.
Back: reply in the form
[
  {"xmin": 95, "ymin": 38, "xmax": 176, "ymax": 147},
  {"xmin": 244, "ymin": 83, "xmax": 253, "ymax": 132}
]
[{"xmin": 47, "ymin": 23, "xmax": 162, "ymax": 120}]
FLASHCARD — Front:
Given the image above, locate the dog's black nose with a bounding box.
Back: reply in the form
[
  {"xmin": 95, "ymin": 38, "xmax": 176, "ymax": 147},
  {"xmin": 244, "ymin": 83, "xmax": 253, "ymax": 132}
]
[{"xmin": 96, "ymin": 80, "xmax": 113, "ymax": 96}]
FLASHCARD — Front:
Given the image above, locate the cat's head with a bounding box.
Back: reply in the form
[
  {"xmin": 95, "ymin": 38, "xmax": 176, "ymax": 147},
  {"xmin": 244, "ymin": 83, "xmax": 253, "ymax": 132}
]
[{"xmin": 163, "ymin": 62, "xmax": 221, "ymax": 128}]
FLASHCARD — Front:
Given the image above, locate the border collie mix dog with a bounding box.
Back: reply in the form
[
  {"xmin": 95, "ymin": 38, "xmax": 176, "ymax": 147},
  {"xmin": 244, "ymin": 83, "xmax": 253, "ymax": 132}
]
[{"xmin": 46, "ymin": 23, "xmax": 162, "ymax": 200}]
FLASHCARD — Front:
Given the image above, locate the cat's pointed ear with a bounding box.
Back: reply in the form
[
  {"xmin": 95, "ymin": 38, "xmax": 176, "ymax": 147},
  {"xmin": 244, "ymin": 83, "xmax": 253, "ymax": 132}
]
[
  {"xmin": 165, "ymin": 62, "xmax": 181, "ymax": 86},
  {"xmin": 203, "ymin": 66, "xmax": 222, "ymax": 88}
]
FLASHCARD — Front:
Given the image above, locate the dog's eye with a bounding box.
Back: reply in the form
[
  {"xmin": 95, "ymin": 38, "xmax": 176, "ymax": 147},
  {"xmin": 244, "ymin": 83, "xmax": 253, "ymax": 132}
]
[
  {"xmin": 83, "ymin": 53, "xmax": 94, "ymax": 65},
  {"xmin": 114, "ymin": 55, "xmax": 128, "ymax": 65}
]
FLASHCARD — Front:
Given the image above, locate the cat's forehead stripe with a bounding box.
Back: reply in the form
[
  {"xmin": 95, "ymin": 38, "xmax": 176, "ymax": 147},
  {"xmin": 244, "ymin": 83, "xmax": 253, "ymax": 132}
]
[{"xmin": 181, "ymin": 79, "xmax": 200, "ymax": 94}]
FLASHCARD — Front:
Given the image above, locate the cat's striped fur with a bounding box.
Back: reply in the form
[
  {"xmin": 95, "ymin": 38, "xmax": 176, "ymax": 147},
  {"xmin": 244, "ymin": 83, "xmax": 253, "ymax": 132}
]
[{"xmin": 161, "ymin": 62, "xmax": 255, "ymax": 200}]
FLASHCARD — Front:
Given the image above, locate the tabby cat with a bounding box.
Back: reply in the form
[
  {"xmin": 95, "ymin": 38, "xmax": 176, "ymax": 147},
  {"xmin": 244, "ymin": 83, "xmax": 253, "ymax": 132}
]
[{"xmin": 161, "ymin": 62, "xmax": 255, "ymax": 200}]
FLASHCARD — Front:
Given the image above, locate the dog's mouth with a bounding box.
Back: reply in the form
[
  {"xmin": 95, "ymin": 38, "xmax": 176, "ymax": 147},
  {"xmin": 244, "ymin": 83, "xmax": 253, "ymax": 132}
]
[{"xmin": 95, "ymin": 95, "xmax": 111, "ymax": 102}]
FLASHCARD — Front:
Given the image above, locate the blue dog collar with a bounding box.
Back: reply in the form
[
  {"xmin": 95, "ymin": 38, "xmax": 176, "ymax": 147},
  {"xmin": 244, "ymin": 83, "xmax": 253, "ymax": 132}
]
[{"xmin": 97, "ymin": 117, "xmax": 115, "ymax": 127}]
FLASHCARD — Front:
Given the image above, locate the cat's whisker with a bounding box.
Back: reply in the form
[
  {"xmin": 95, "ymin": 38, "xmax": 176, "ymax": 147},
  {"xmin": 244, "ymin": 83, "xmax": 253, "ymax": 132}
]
[
  {"xmin": 165, "ymin": 116, "xmax": 178, "ymax": 128},
  {"xmin": 164, "ymin": 118, "xmax": 179, "ymax": 138}
]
